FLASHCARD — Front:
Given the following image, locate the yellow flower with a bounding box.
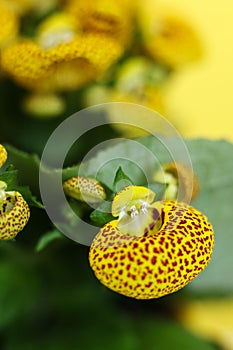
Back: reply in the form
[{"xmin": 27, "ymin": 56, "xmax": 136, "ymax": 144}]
[
  {"xmin": 64, "ymin": 0, "xmax": 133, "ymax": 47},
  {"xmin": 0, "ymin": 181, "xmax": 30, "ymax": 240},
  {"xmin": 137, "ymin": 3, "xmax": 202, "ymax": 68},
  {"xmin": 1, "ymin": 12, "xmax": 123, "ymax": 92},
  {"xmin": 63, "ymin": 176, "xmax": 106, "ymax": 204},
  {"xmin": 0, "ymin": 3, "xmax": 18, "ymax": 48},
  {"xmin": 0, "ymin": 144, "xmax": 7, "ymax": 168},
  {"xmin": 89, "ymin": 185, "xmax": 214, "ymax": 299}
]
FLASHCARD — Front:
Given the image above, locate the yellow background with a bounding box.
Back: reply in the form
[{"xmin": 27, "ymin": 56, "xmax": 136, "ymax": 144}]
[{"xmin": 160, "ymin": 0, "xmax": 233, "ymax": 141}]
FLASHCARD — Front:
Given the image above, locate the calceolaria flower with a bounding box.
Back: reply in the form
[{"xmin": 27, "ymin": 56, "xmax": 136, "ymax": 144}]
[
  {"xmin": 137, "ymin": 2, "xmax": 202, "ymax": 68},
  {"xmin": 89, "ymin": 186, "xmax": 214, "ymax": 299},
  {"xmin": 0, "ymin": 181, "xmax": 30, "ymax": 240},
  {"xmin": 153, "ymin": 162, "xmax": 199, "ymax": 202},
  {"xmin": 0, "ymin": 144, "xmax": 7, "ymax": 168},
  {"xmin": 63, "ymin": 176, "xmax": 106, "ymax": 204}
]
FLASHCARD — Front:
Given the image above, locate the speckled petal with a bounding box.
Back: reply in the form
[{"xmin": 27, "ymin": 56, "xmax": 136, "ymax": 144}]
[
  {"xmin": 0, "ymin": 191, "xmax": 30, "ymax": 240},
  {"xmin": 89, "ymin": 200, "xmax": 214, "ymax": 299},
  {"xmin": 63, "ymin": 176, "xmax": 106, "ymax": 203},
  {"xmin": 0, "ymin": 144, "xmax": 7, "ymax": 168}
]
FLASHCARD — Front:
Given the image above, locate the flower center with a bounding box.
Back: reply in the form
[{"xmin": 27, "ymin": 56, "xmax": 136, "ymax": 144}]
[
  {"xmin": 0, "ymin": 182, "xmax": 15, "ymax": 215},
  {"xmin": 117, "ymin": 199, "xmax": 162, "ymax": 237}
]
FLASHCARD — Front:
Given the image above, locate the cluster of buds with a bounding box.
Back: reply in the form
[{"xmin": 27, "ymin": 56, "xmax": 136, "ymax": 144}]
[{"xmin": 0, "ymin": 144, "xmax": 30, "ymax": 240}]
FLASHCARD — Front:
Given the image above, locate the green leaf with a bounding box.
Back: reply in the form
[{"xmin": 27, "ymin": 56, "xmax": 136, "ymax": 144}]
[
  {"xmin": 184, "ymin": 139, "xmax": 233, "ymax": 294},
  {"xmin": 0, "ymin": 166, "xmax": 18, "ymax": 189},
  {"xmin": 90, "ymin": 201, "xmax": 115, "ymax": 227},
  {"xmin": 113, "ymin": 166, "xmax": 134, "ymax": 193},
  {"xmin": 36, "ymin": 229, "xmax": 63, "ymax": 252}
]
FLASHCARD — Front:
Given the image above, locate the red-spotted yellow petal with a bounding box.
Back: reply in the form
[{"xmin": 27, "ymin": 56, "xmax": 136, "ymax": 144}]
[
  {"xmin": 63, "ymin": 176, "xmax": 106, "ymax": 203},
  {"xmin": 89, "ymin": 200, "xmax": 214, "ymax": 299},
  {"xmin": 0, "ymin": 187, "xmax": 30, "ymax": 240}
]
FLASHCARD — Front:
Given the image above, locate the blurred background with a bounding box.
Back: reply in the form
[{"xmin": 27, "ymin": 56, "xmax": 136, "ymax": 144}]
[{"xmin": 0, "ymin": 0, "xmax": 233, "ymax": 349}]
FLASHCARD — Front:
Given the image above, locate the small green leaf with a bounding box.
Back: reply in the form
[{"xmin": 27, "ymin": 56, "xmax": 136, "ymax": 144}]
[
  {"xmin": 90, "ymin": 201, "xmax": 114, "ymax": 227},
  {"xmin": 36, "ymin": 229, "xmax": 63, "ymax": 252},
  {"xmin": 113, "ymin": 167, "xmax": 134, "ymax": 193},
  {"xmin": 0, "ymin": 167, "xmax": 18, "ymax": 190}
]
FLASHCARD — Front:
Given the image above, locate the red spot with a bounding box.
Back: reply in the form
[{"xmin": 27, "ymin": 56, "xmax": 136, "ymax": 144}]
[
  {"xmin": 168, "ymin": 267, "xmax": 175, "ymax": 273},
  {"xmin": 145, "ymin": 282, "xmax": 153, "ymax": 288},
  {"xmin": 153, "ymin": 247, "xmax": 160, "ymax": 254},
  {"xmin": 172, "ymin": 261, "xmax": 178, "ymax": 267},
  {"xmin": 128, "ymin": 252, "xmax": 134, "ymax": 262},
  {"xmin": 108, "ymin": 263, "xmax": 113, "ymax": 268},
  {"xmin": 162, "ymin": 259, "xmax": 169, "ymax": 266},
  {"xmin": 177, "ymin": 249, "xmax": 183, "ymax": 256},
  {"xmin": 168, "ymin": 252, "xmax": 172, "ymax": 259},
  {"xmin": 119, "ymin": 270, "xmax": 123, "ymax": 275},
  {"xmin": 172, "ymin": 278, "xmax": 179, "ymax": 284},
  {"xmin": 133, "ymin": 243, "xmax": 139, "ymax": 249},
  {"xmin": 158, "ymin": 267, "xmax": 164, "ymax": 275},
  {"xmin": 151, "ymin": 256, "xmax": 157, "ymax": 265}
]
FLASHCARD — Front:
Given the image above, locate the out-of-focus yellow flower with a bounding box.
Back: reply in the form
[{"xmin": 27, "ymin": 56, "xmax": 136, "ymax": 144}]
[
  {"xmin": 64, "ymin": 0, "xmax": 133, "ymax": 47},
  {"xmin": 1, "ymin": 12, "xmax": 123, "ymax": 92},
  {"xmin": 0, "ymin": 3, "xmax": 18, "ymax": 48},
  {"xmin": 137, "ymin": 2, "xmax": 202, "ymax": 68},
  {"xmin": 0, "ymin": 0, "xmax": 60, "ymax": 16},
  {"xmin": 84, "ymin": 56, "xmax": 165, "ymax": 137},
  {"xmin": 178, "ymin": 298, "xmax": 233, "ymax": 350}
]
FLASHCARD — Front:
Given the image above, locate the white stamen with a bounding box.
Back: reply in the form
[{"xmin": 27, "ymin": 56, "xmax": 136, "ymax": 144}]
[
  {"xmin": 130, "ymin": 205, "xmax": 139, "ymax": 218},
  {"xmin": 140, "ymin": 201, "xmax": 149, "ymax": 214}
]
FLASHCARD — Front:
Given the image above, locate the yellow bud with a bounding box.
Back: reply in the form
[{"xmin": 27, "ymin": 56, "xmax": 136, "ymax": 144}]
[{"xmin": 63, "ymin": 176, "xmax": 106, "ymax": 204}]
